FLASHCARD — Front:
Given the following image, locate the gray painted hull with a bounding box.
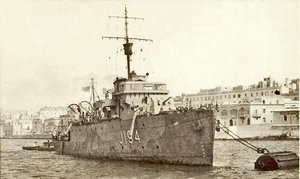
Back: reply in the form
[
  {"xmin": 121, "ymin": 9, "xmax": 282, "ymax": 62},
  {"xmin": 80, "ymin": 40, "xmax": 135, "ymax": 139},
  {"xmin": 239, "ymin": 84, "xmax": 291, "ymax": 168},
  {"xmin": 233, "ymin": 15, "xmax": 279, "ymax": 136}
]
[{"xmin": 54, "ymin": 110, "xmax": 215, "ymax": 166}]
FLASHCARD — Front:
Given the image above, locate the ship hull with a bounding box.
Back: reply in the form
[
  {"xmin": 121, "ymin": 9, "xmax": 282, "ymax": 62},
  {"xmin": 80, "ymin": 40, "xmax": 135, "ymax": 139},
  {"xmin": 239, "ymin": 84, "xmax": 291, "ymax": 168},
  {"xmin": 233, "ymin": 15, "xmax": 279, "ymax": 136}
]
[{"xmin": 54, "ymin": 110, "xmax": 215, "ymax": 166}]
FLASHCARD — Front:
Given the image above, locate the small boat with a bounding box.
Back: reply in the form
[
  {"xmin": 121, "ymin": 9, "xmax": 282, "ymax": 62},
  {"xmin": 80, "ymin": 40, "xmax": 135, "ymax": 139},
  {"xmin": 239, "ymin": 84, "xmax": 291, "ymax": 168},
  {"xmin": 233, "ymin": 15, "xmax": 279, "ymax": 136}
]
[
  {"xmin": 22, "ymin": 140, "xmax": 55, "ymax": 151},
  {"xmin": 37, "ymin": 141, "xmax": 55, "ymax": 151},
  {"xmin": 22, "ymin": 146, "xmax": 39, "ymax": 150},
  {"xmin": 22, "ymin": 141, "xmax": 39, "ymax": 150},
  {"xmin": 37, "ymin": 146, "xmax": 55, "ymax": 151}
]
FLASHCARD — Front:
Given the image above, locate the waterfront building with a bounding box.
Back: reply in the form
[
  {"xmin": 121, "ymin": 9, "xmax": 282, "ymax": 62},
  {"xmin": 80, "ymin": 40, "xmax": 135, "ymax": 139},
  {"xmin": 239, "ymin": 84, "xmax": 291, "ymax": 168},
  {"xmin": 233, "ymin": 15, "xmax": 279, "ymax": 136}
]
[
  {"xmin": 215, "ymin": 96, "xmax": 287, "ymax": 139},
  {"xmin": 12, "ymin": 118, "xmax": 33, "ymax": 136},
  {"xmin": 57, "ymin": 115, "xmax": 73, "ymax": 134},
  {"xmin": 272, "ymin": 101, "xmax": 299, "ymax": 138},
  {"xmin": 0, "ymin": 122, "xmax": 4, "ymax": 138},
  {"xmin": 32, "ymin": 118, "xmax": 43, "ymax": 134},
  {"xmin": 2, "ymin": 122, "xmax": 13, "ymax": 137},
  {"xmin": 12, "ymin": 120, "xmax": 22, "ymax": 136},
  {"xmin": 181, "ymin": 77, "xmax": 299, "ymax": 139},
  {"xmin": 39, "ymin": 107, "xmax": 68, "ymax": 121},
  {"xmin": 43, "ymin": 118, "xmax": 60, "ymax": 135},
  {"xmin": 173, "ymin": 96, "xmax": 184, "ymax": 108},
  {"xmin": 182, "ymin": 77, "xmax": 298, "ymax": 109}
]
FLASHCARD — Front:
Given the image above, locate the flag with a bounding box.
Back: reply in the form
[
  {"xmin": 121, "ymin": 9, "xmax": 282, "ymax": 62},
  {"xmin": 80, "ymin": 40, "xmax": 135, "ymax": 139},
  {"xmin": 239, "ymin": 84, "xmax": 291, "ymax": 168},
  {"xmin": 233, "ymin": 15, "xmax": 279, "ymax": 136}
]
[{"xmin": 82, "ymin": 86, "xmax": 90, "ymax": 92}]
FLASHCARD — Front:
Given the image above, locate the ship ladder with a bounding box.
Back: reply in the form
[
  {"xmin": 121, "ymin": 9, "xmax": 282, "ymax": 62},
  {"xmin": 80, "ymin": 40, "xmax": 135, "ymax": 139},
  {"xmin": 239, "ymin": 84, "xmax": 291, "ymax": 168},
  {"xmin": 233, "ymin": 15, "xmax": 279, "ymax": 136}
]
[{"xmin": 214, "ymin": 119, "xmax": 299, "ymax": 171}]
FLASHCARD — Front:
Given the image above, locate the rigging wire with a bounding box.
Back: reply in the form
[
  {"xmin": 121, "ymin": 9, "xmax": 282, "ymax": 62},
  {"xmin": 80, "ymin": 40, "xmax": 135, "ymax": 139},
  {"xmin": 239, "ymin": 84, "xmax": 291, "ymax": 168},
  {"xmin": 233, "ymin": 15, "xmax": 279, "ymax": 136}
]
[{"xmin": 94, "ymin": 88, "xmax": 101, "ymax": 100}]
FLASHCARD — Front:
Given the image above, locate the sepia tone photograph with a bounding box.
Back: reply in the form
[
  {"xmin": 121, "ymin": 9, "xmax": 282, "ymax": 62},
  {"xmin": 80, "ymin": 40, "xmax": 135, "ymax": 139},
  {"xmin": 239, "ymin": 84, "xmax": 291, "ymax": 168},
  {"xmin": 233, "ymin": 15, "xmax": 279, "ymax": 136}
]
[{"xmin": 0, "ymin": 0, "xmax": 299, "ymax": 178}]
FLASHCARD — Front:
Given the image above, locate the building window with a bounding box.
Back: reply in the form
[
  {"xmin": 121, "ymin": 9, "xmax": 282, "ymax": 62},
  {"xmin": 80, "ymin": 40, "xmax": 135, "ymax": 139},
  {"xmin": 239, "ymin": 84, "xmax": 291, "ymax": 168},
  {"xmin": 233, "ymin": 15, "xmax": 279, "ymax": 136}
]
[
  {"xmin": 247, "ymin": 118, "xmax": 250, "ymax": 125},
  {"xmin": 251, "ymin": 93, "xmax": 253, "ymax": 97},
  {"xmin": 229, "ymin": 120, "xmax": 233, "ymax": 126},
  {"xmin": 263, "ymin": 117, "xmax": 266, "ymax": 122},
  {"xmin": 263, "ymin": 100, "xmax": 265, "ymax": 104},
  {"xmin": 245, "ymin": 93, "xmax": 247, "ymax": 97},
  {"xmin": 276, "ymin": 100, "xmax": 279, "ymax": 104},
  {"xmin": 228, "ymin": 95, "xmax": 231, "ymax": 99},
  {"xmin": 233, "ymin": 95, "xmax": 236, "ymax": 98},
  {"xmin": 238, "ymin": 94, "xmax": 241, "ymax": 98},
  {"xmin": 265, "ymin": 91, "xmax": 269, "ymax": 96},
  {"xmin": 225, "ymin": 95, "xmax": 227, "ymax": 98},
  {"xmin": 261, "ymin": 92, "xmax": 264, "ymax": 96},
  {"xmin": 284, "ymin": 115, "xmax": 287, "ymax": 121},
  {"xmin": 256, "ymin": 92, "xmax": 258, "ymax": 96},
  {"xmin": 263, "ymin": 109, "xmax": 266, "ymax": 113}
]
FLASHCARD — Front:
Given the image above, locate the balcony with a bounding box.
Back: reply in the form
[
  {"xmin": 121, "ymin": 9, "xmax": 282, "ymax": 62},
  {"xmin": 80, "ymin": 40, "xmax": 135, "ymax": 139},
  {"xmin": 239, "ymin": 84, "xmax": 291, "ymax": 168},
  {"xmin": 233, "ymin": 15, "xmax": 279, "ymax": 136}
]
[{"xmin": 252, "ymin": 113, "xmax": 261, "ymax": 118}]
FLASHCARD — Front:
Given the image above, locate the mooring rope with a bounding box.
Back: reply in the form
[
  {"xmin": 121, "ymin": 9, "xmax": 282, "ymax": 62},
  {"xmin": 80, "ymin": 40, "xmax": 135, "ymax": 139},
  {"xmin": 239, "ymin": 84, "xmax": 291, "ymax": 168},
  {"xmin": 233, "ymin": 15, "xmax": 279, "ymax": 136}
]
[{"xmin": 214, "ymin": 119, "xmax": 269, "ymax": 154}]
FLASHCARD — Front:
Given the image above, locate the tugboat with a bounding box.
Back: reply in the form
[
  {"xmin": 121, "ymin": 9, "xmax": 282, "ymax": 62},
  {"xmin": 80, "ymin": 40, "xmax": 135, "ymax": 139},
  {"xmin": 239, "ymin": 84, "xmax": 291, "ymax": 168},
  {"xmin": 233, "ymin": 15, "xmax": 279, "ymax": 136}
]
[{"xmin": 53, "ymin": 6, "xmax": 216, "ymax": 166}]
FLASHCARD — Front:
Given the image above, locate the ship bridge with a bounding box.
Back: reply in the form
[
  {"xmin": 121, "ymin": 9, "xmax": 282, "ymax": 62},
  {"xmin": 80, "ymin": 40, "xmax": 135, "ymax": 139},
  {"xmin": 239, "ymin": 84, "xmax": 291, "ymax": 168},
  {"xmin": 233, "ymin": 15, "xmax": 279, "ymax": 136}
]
[
  {"xmin": 113, "ymin": 72, "xmax": 169, "ymax": 96},
  {"xmin": 115, "ymin": 81, "xmax": 169, "ymax": 95}
]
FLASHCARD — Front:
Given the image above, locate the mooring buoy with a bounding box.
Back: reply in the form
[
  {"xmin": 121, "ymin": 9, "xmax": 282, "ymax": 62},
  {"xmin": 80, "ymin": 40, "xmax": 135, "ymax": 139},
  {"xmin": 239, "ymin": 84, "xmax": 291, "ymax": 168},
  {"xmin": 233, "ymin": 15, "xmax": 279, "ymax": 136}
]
[{"xmin": 254, "ymin": 151, "xmax": 299, "ymax": 171}]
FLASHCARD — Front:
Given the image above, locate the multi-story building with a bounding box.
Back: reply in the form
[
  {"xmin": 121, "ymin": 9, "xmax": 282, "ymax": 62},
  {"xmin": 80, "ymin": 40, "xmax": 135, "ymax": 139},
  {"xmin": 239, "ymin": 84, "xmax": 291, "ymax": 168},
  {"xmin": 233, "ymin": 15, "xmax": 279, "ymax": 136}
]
[
  {"xmin": 217, "ymin": 96, "xmax": 285, "ymax": 126},
  {"xmin": 32, "ymin": 118, "xmax": 43, "ymax": 134},
  {"xmin": 182, "ymin": 77, "xmax": 298, "ymax": 109},
  {"xmin": 12, "ymin": 118, "xmax": 33, "ymax": 136},
  {"xmin": 57, "ymin": 115, "xmax": 73, "ymax": 134},
  {"xmin": 43, "ymin": 118, "xmax": 60, "ymax": 135},
  {"xmin": 39, "ymin": 107, "xmax": 68, "ymax": 121},
  {"xmin": 2, "ymin": 122, "xmax": 13, "ymax": 137},
  {"xmin": 271, "ymin": 101, "xmax": 299, "ymax": 138},
  {"xmin": 181, "ymin": 77, "xmax": 299, "ymax": 139},
  {"xmin": 215, "ymin": 96, "xmax": 287, "ymax": 139},
  {"xmin": 173, "ymin": 96, "xmax": 184, "ymax": 108},
  {"xmin": 0, "ymin": 122, "xmax": 4, "ymax": 138}
]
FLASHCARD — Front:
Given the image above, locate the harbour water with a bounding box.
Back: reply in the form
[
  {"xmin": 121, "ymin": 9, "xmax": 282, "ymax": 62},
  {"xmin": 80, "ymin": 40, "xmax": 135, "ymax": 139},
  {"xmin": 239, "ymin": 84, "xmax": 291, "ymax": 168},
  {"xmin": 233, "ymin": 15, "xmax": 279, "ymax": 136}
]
[{"xmin": 0, "ymin": 139, "xmax": 298, "ymax": 178}]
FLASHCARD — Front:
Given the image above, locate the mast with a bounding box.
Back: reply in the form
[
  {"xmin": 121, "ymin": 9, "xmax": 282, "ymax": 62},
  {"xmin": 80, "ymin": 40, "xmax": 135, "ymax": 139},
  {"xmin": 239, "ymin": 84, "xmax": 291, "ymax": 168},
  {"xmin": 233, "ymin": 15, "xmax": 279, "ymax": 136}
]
[
  {"xmin": 124, "ymin": 6, "xmax": 131, "ymax": 79},
  {"xmin": 102, "ymin": 5, "xmax": 153, "ymax": 80},
  {"xmin": 91, "ymin": 78, "xmax": 95, "ymax": 104}
]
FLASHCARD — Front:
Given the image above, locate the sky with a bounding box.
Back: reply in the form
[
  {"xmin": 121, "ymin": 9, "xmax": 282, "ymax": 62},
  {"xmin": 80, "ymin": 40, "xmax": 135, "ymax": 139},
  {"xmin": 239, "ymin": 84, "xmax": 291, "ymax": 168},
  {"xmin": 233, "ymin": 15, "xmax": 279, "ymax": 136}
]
[{"xmin": 0, "ymin": 0, "xmax": 299, "ymax": 112}]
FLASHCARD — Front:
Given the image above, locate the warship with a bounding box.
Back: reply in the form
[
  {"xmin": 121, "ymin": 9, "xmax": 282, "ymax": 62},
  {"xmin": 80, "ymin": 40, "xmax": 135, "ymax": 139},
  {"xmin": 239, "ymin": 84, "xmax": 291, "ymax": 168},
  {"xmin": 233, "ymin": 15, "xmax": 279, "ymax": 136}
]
[{"xmin": 54, "ymin": 6, "xmax": 217, "ymax": 166}]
